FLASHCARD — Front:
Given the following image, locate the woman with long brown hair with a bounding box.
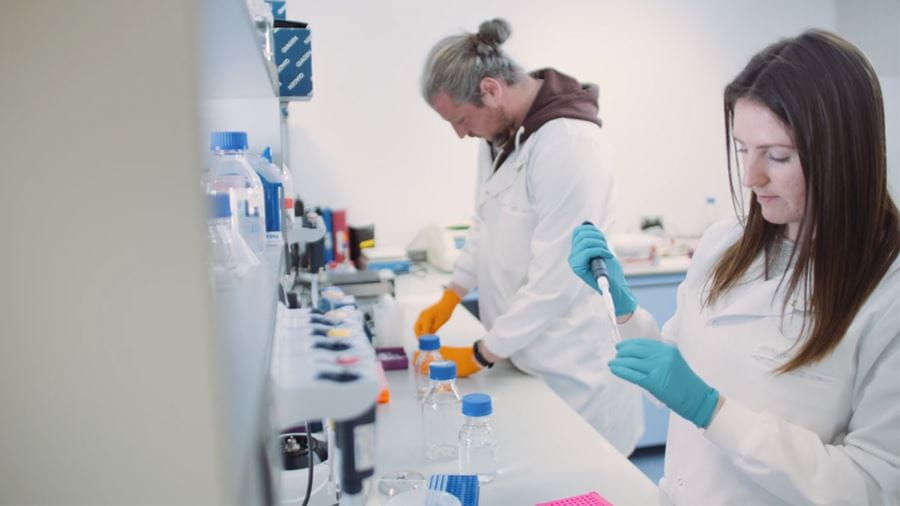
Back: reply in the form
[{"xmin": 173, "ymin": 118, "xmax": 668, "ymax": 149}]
[{"xmin": 570, "ymin": 30, "xmax": 899, "ymax": 504}]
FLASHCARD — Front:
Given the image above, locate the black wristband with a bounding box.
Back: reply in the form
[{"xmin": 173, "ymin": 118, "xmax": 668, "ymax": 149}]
[{"xmin": 472, "ymin": 340, "xmax": 494, "ymax": 368}]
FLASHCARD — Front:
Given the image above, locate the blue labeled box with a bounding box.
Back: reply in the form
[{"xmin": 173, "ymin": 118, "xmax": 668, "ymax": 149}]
[
  {"xmin": 265, "ymin": 1, "xmax": 286, "ymax": 20},
  {"xmin": 274, "ymin": 24, "xmax": 313, "ymax": 99}
]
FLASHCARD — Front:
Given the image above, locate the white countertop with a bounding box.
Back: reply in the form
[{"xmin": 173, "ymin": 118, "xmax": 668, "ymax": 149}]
[
  {"xmin": 368, "ymin": 273, "xmax": 659, "ymax": 505},
  {"xmin": 621, "ymin": 256, "xmax": 691, "ymax": 277},
  {"xmin": 371, "ymin": 364, "xmax": 658, "ymax": 505},
  {"xmin": 397, "ymin": 257, "xmax": 690, "ymax": 297}
]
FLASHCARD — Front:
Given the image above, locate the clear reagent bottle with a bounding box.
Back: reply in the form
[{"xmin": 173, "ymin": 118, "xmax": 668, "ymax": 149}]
[
  {"xmin": 422, "ymin": 361, "xmax": 462, "ymax": 462},
  {"xmin": 458, "ymin": 393, "xmax": 497, "ymax": 483},
  {"xmin": 206, "ymin": 131, "xmax": 267, "ymax": 256},
  {"xmin": 414, "ymin": 334, "xmax": 443, "ymax": 399}
]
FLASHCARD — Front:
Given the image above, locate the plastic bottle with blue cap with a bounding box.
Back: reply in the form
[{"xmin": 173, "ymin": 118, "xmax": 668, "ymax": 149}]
[
  {"xmin": 458, "ymin": 393, "xmax": 497, "ymax": 483},
  {"xmin": 422, "ymin": 360, "xmax": 462, "ymax": 461},
  {"xmin": 206, "ymin": 131, "xmax": 267, "ymax": 256},
  {"xmin": 414, "ymin": 334, "xmax": 444, "ymax": 398}
]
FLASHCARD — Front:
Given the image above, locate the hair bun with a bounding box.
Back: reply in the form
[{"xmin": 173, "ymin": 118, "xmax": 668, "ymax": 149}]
[{"xmin": 477, "ymin": 18, "xmax": 511, "ymax": 47}]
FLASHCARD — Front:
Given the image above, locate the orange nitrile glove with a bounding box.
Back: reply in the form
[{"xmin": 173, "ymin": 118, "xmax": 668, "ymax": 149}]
[
  {"xmin": 414, "ymin": 289, "xmax": 461, "ymax": 337},
  {"xmin": 438, "ymin": 345, "xmax": 482, "ymax": 378}
]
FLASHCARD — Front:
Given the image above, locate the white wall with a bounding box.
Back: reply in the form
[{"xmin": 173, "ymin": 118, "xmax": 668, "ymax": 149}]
[
  {"xmin": 836, "ymin": 0, "xmax": 900, "ymax": 201},
  {"xmin": 286, "ymin": 1, "xmax": 897, "ymax": 248}
]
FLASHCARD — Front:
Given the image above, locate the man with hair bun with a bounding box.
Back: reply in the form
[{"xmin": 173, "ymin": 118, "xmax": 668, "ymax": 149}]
[{"xmin": 414, "ymin": 18, "xmax": 643, "ymax": 455}]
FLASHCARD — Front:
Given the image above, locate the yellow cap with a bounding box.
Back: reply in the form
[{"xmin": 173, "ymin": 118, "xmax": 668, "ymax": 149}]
[{"xmin": 327, "ymin": 328, "xmax": 352, "ymax": 339}]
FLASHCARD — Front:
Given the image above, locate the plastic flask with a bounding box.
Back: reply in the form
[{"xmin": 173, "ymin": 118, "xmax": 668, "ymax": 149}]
[
  {"xmin": 206, "ymin": 131, "xmax": 267, "ymax": 256},
  {"xmin": 421, "ymin": 361, "xmax": 462, "ymax": 462},
  {"xmin": 458, "ymin": 393, "xmax": 497, "ymax": 483},
  {"xmin": 247, "ymin": 148, "xmax": 284, "ymax": 244},
  {"xmin": 206, "ymin": 193, "xmax": 259, "ymax": 277},
  {"xmin": 263, "ymin": 146, "xmax": 296, "ymax": 228},
  {"xmin": 414, "ymin": 335, "xmax": 443, "ymax": 399}
]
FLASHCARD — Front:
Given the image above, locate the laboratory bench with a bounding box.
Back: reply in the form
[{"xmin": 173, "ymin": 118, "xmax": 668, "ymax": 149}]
[
  {"xmin": 620, "ymin": 256, "xmax": 691, "ymax": 277},
  {"xmin": 371, "ymin": 268, "xmax": 669, "ymax": 504},
  {"xmin": 371, "ymin": 364, "xmax": 658, "ymax": 505},
  {"xmin": 393, "ymin": 260, "xmax": 689, "ymax": 452}
]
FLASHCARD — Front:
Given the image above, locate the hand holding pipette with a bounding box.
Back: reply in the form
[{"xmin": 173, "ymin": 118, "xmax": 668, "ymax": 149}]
[{"xmin": 568, "ymin": 222, "xmax": 638, "ymax": 340}]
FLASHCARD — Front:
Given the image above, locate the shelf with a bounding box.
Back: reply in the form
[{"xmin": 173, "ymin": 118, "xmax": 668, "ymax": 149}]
[{"xmin": 197, "ymin": 0, "xmax": 279, "ymax": 99}]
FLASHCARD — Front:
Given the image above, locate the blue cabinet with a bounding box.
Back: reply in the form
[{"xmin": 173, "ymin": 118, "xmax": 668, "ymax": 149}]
[{"xmin": 628, "ymin": 271, "xmax": 685, "ymax": 448}]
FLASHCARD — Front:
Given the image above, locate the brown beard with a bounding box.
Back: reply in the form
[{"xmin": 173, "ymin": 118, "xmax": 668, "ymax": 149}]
[{"xmin": 489, "ymin": 111, "xmax": 517, "ymax": 148}]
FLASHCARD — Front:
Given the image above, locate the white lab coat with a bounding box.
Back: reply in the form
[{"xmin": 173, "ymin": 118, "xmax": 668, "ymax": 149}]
[
  {"xmin": 450, "ymin": 118, "xmax": 644, "ymax": 455},
  {"xmin": 621, "ymin": 219, "xmax": 900, "ymax": 504}
]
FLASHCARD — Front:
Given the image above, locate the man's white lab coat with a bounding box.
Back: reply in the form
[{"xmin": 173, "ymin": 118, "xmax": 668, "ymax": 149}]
[{"xmin": 450, "ymin": 118, "xmax": 643, "ymax": 455}]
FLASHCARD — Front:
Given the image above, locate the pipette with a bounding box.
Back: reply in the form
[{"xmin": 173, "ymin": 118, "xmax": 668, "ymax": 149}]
[{"xmin": 582, "ymin": 221, "xmax": 623, "ymax": 343}]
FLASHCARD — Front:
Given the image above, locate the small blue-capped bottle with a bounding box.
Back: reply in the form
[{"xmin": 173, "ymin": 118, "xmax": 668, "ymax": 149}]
[
  {"xmin": 414, "ymin": 334, "xmax": 443, "ymax": 398},
  {"xmin": 458, "ymin": 393, "xmax": 497, "ymax": 483}
]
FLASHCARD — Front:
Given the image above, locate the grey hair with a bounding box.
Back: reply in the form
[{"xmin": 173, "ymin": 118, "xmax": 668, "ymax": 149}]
[{"xmin": 421, "ymin": 18, "xmax": 526, "ymax": 106}]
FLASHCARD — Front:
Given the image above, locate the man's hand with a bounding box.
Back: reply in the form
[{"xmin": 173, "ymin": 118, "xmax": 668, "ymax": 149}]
[
  {"xmin": 414, "ymin": 289, "xmax": 461, "ymax": 336},
  {"xmin": 438, "ymin": 345, "xmax": 483, "ymax": 378}
]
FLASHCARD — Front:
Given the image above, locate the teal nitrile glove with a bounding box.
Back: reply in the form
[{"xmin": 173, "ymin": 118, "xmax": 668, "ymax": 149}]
[
  {"xmin": 568, "ymin": 223, "xmax": 637, "ymax": 316},
  {"xmin": 609, "ymin": 339, "xmax": 720, "ymax": 428}
]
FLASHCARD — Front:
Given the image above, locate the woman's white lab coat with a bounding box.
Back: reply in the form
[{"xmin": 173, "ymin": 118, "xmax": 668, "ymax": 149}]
[
  {"xmin": 450, "ymin": 118, "xmax": 643, "ymax": 455},
  {"xmin": 622, "ymin": 219, "xmax": 900, "ymax": 504}
]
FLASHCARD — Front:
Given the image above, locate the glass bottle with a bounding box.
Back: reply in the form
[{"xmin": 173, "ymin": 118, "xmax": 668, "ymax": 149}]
[
  {"xmin": 421, "ymin": 361, "xmax": 461, "ymax": 462},
  {"xmin": 413, "ymin": 334, "xmax": 442, "ymax": 399},
  {"xmin": 458, "ymin": 393, "xmax": 497, "ymax": 483}
]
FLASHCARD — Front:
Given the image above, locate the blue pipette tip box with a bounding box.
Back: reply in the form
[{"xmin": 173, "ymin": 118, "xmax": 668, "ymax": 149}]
[{"xmin": 428, "ymin": 474, "xmax": 479, "ymax": 506}]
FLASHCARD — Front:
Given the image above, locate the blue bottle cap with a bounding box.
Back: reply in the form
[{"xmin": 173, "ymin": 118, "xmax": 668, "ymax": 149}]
[
  {"xmin": 418, "ymin": 334, "xmax": 440, "ymax": 351},
  {"xmin": 210, "ymin": 131, "xmax": 249, "ymax": 152},
  {"xmin": 261, "ymin": 146, "xmax": 273, "ymax": 163},
  {"xmin": 462, "ymin": 393, "xmax": 492, "ymax": 416},
  {"xmin": 207, "ymin": 193, "xmax": 231, "ymax": 218},
  {"xmin": 429, "ymin": 360, "xmax": 456, "ymax": 380}
]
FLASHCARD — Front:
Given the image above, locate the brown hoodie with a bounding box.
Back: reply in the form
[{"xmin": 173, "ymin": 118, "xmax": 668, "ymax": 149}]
[{"xmin": 492, "ymin": 68, "xmax": 602, "ymax": 169}]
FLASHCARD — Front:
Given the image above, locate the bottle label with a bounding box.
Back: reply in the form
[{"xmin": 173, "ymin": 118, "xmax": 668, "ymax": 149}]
[{"xmin": 265, "ymin": 231, "xmax": 283, "ymax": 244}]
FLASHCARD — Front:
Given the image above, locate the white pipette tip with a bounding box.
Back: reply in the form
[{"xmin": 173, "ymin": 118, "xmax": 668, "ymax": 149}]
[{"xmin": 596, "ymin": 277, "xmax": 623, "ymax": 343}]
